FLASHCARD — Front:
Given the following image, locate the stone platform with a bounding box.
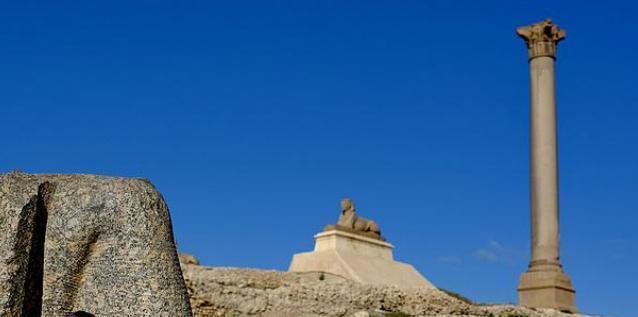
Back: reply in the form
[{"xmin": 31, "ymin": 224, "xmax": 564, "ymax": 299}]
[
  {"xmin": 518, "ymin": 265, "xmax": 577, "ymax": 313},
  {"xmin": 289, "ymin": 229, "xmax": 434, "ymax": 289}
]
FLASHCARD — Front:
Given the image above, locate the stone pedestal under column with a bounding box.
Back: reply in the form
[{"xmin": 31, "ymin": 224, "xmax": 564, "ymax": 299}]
[
  {"xmin": 518, "ymin": 268, "xmax": 576, "ymax": 313},
  {"xmin": 289, "ymin": 229, "xmax": 434, "ymax": 289}
]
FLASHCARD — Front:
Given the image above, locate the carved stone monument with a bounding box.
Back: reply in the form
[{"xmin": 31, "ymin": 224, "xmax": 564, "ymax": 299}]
[
  {"xmin": 0, "ymin": 171, "xmax": 192, "ymax": 317},
  {"xmin": 516, "ymin": 19, "xmax": 577, "ymax": 313},
  {"xmin": 324, "ymin": 198, "xmax": 383, "ymax": 240},
  {"xmin": 289, "ymin": 198, "xmax": 434, "ymax": 289}
]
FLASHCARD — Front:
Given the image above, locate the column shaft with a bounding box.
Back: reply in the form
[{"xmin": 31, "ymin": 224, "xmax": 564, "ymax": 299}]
[{"xmin": 529, "ymin": 56, "xmax": 560, "ymax": 267}]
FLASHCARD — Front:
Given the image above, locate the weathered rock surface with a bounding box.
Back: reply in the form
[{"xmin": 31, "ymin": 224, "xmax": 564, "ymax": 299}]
[
  {"xmin": 181, "ymin": 260, "xmax": 574, "ymax": 317},
  {"xmin": 180, "ymin": 252, "xmax": 201, "ymax": 265},
  {"xmin": 0, "ymin": 171, "xmax": 192, "ymax": 316}
]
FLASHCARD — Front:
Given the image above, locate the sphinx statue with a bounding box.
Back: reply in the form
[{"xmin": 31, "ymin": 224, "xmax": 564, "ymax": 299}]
[
  {"xmin": 291, "ymin": 198, "xmax": 434, "ymax": 289},
  {"xmin": 325, "ymin": 198, "xmax": 383, "ymax": 240}
]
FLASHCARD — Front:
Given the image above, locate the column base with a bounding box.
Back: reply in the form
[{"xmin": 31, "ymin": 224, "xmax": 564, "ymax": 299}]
[{"xmin": 518, "ymin": 267, "xmax": 577, "ymax": 313}]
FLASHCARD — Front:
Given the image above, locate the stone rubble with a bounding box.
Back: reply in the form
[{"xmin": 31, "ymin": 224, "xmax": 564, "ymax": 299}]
[{"xmin": 180, "ymin": 254, "xmax": 575, "ymax": 317}]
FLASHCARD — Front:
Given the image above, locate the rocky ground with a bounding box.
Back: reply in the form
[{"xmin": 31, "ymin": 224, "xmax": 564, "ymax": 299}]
[{"xmin": 179, "ymin": 255, "xmax": 576, "ymax": 317}]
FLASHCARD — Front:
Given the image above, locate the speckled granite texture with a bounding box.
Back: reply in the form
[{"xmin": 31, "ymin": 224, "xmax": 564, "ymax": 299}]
[{"xmin": 0, "ymin": 171, "xmax": 192, "ymax": 317}]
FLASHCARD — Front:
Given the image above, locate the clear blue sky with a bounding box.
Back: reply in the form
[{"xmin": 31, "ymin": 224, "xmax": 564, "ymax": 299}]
[{"xmin": 1, "ymin": 1, "xmax": 636, "ymax": 316}]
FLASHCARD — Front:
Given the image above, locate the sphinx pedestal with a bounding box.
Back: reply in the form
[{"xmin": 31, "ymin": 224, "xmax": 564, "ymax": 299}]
[{"xmin": 289, "ymin": 229, "xmax": 434, "ymax": 289}]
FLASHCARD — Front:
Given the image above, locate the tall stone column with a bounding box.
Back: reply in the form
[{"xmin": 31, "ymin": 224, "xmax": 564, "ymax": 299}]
[{"xmin": 516, "ymin": 19, "xmax": 576, "ymax": 313}]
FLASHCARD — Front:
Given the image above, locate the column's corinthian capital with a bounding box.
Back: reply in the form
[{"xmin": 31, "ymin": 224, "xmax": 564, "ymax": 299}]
[{"xmin": 516, "ymin": 19, "xmax": 566, "ymax": 60}]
